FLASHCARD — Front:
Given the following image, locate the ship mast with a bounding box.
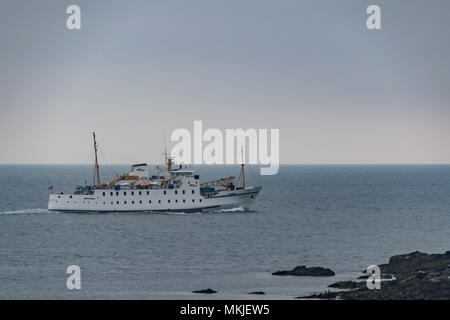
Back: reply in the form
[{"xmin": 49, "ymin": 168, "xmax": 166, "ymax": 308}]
[
  {"xmin": 93, "ymin": 132, "xmax": 101, "ymax": 187},
  {"xmin": 237, "ymin": 146, "xmax": 246, "ymax": 189}
]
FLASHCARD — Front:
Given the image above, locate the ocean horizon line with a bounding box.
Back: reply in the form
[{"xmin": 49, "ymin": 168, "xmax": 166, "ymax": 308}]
[{"xmin": 1, "ymin": 163, "xmax": 450, "ymax": 166}]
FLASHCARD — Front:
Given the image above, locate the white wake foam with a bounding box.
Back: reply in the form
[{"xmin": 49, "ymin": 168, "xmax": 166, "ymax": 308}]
[
  {"xmin": 214, "ymin": 206, "xmax": 246, "ymax": 213},
  {"xmin": 0, "ymin": 208, "xmax": 50, "ymax": 215}
]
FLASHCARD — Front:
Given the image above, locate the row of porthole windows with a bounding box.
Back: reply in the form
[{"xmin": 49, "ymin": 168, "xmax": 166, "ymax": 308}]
[
  {"xmin": 110, "ymin": 199, "xmax": 202, "ymax": 205},
  {"xmin": 103, "ymin": 190, "xmax": 194, "ymax": 196},
  {"xmin": 57, "ymin": 198, "xmax": 203, "ymax": 205}
]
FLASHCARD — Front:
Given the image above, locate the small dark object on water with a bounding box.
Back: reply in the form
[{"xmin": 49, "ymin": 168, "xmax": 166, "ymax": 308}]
[
  {"xmin": 192, "ymin": 288, "xmax": 217, "ymax": 294},
  {"xmin": 248, "ymin": 291, "xmax": 265, "ymax": 295},
  {"xmin": 273, "ymin": 265, "xmax": 335, "ymax": 277}
]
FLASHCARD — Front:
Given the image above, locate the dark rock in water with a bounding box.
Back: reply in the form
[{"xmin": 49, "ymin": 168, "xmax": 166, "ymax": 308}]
[
  {"xmin": 328, "ymin": 281, "xmax": 365, "ymax": 289},
  {"xmin": 273, "ymin": 265, "xmax": 335, "ymax": 277},
  {"xmin": 302, "ymin": 251, "xmax": 450, "ymax": 300},
  {"xmin": 192, "ymin": 288, "xmax": 217, "ymax": 294},
  {"xmin": 248, "ymin": 291, "xmax": 265, "ymax": 295}
]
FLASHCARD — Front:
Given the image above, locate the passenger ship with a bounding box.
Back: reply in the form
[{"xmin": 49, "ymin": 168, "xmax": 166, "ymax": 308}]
[{"xmin": 48, "ymin": 133, "xmax": 261, "ymax": 213}]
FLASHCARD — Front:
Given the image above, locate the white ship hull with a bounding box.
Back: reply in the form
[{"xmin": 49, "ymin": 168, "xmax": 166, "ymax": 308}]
[
  {"xmin": 48, "ymin": 134, "xmax": 261, "ymax": 213},
  {"xmin": 48, "ymin": 186, "xmax": 261, "ymax": 213}
]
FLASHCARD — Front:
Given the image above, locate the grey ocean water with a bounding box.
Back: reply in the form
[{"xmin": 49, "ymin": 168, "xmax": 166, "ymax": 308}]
[{"xmin": 0, "ymin": 164, "xmax": 449, "ymax": 299}]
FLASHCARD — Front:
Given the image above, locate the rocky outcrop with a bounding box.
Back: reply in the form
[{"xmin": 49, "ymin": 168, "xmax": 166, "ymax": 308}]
[
  {"xmin": 273, "ymin": 266, "xmax": 335, "ymax": 277},
  {"xmin": 379, "ymin": 251, "xmax": 450, "ymax": 276},
  {"xmin": 301, "ymin": 251, "xmax": 450, "ymax": 300}
]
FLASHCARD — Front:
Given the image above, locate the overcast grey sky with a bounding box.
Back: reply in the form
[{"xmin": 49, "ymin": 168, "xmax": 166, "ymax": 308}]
[{"xmin": 1, "ymin": 0, "xmax": 449, "ymax": 164}]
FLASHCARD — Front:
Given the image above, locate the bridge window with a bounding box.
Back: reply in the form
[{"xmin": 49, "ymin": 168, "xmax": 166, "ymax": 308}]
[
  {"xmin": 163, "ymin": 191, "xmax": 166, "ymax": 195},
  {"xmin": 139, "ymin": 191, "xmax": 142, "ymax": 195},
  {"xmin": 158, "ymin": 200, "xmax": 161, "ymax": 203},
  {"xmin": 192, "ymin": 190, "xmax": 195, "ymax": 194},
  {"xmin": 146, "ymin": 191, "xmax": 149, "ymax": 195},
  {"xmin": 123, "ymin": 191, "xmax": 127, "ymax": 196},
  {"xmin": 102, "ymin": 192, "xmax": 105, "ymax": 196},
  {"xmin": 149, "ymin": 200, "xmax": 152, "ymax": 204},
  {"xmin": 110, "ymin": 192, "xmax": 113, "ymax": 196},
  {"xmin": 131, "ymin": 191, "xmax": 134, "ymax": 196}
]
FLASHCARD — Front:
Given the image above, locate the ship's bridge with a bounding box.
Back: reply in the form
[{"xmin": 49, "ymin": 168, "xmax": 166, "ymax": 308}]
[
  {"xmin": 170, "ymin": 170, "xmax": 194, "ymax": 177},
  {"xmin": 130, "ymin": 163, "xmax": 148, "ymax": 178}
]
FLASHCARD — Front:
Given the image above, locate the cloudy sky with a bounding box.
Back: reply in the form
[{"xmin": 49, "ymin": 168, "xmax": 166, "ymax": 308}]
[{"xmin": 1, "ymin": 0, "xmax": 449, "ymax": 164}]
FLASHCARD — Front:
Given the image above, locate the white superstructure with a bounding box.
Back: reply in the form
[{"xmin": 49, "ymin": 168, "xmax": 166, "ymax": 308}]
[{"xmin": 48, "ymin": 133, "xmax": 261, "ymax": 213}]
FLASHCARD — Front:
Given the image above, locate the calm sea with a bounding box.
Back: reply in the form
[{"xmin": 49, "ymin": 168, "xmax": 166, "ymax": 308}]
[{"xmin": 0, "ymin": 164, "xmax": 449, "ymax": 299}]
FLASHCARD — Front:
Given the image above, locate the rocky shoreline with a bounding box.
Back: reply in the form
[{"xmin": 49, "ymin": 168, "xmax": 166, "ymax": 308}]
[
  {"xmin": 300, "ymin": 251, "xmax": 450, "ymax": 300},
  {"xmin": 191, "ymin": 251, "xmax": 449, "ymax": 299}
]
